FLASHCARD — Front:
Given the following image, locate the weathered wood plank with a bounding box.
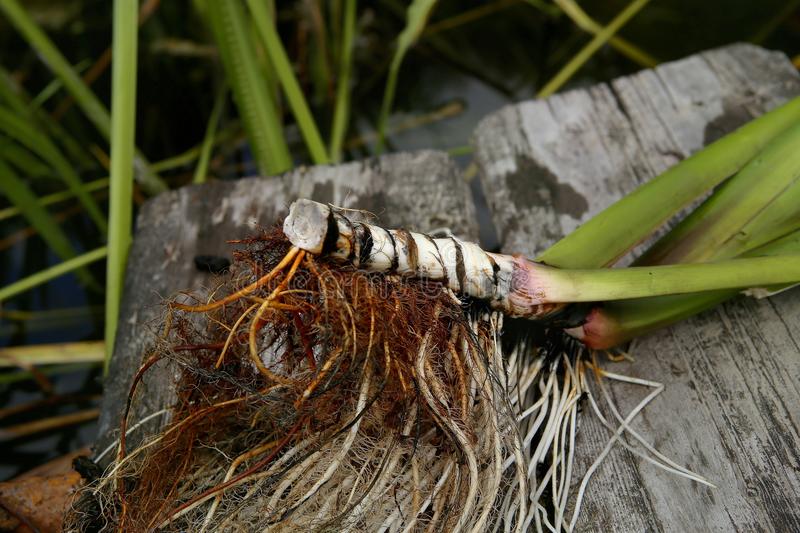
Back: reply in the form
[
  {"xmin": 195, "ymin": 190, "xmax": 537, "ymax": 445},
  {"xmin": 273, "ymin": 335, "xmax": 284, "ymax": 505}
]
[
  {"xmin": 96, "ymin": 150, "xmax": 477, "ymax": 454},
  {"xmin": 474, "ymin": 43, "xmax": 800, "ymax": 261},
  {"xmin": 473, "ymin": 43, "xmax": 800, "ymax": 532}
]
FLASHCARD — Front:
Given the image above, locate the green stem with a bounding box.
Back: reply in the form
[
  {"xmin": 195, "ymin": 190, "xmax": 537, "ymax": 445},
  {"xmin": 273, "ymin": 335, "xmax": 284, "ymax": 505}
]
[
  {"xmin": 105, "ymin": 0, "xmax": 139, "ymax": 372},
  {"xmin": 0, "ymin": 178, "xmax": 109, "ymax": 223},
  {"xmin": 0, "ymin": 107, "xmax": 107, "ymax": 233},
  {"xmin": 0, "ymin": 246, "xmax": 107, "ymax": 303},
  {"xmin": 572, "ymin": 231, "xmax": 800, "ymax": 349},
  {"xmin": 529, "ymin": 255, "xmax": 800, "ymax": 304},
  {"xmin": 538, "ymin": 95, "xmax": 800, "ymax": 269},
  {"xmin": 0, "ymin": 65, "xmax": 93, "ymax": 168},
  {"xmin": 0, "ymin": 156, "xmax": 96, "ymax": 287},
  {"xmin": 548, "ymin": 0, "xmax": 657, "ymax": 67}
]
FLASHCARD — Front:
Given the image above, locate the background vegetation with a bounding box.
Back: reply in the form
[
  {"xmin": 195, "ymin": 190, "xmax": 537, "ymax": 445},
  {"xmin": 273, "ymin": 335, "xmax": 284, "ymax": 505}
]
[{"xmin": 0, "ymin": 0, "xmax": 797, "ymax": 478}]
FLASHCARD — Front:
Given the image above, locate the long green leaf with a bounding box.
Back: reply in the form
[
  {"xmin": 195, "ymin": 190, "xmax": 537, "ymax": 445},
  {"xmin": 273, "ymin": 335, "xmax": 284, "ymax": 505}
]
[
  {"xmin": 0, "ymin": 140, "xmax": 51, "ymax": 178},
  {"xmin": 0, "ymin": 247, "xmax": 107, "ymax": 303},
  {"xmin": 538, "ymin": 95, "xmax": 800, "ymax": 269},
  {"xmin": 105, "ymin": 0, "xmax": 139, "ymax": 372},
  {"xmin": 0, "ymin": 107, "xmax": 107, "ymax": 232},
  {"xmin": 0, "ymin": 65, "xmax": 93, "ymax": 168},
  {"xmin": 0, "ymin": 156, "xmax": 96, "ymax": 287},
  {"xmin": 204, "ymin": 0, "xmax": 292, "ymax": 176},
  {"xmin": 0, "ymin": 0, "xmax": 167, "ymax": 194},
  {"xmin": 705, "ymin": 176, "xmax": 800, "ymax": 261},
  {"xmin": 638, "ymin": 121, "xmax": 800, "ymax": 264},
  {"xmin": 377, "ymin": 0, "xmax": 438, "ymax": 152},
  {"xmin": 576, "ymin": 129, "xmax": 800, "ymax": 348},
  {"xmin": 0, "ymin": 178, "xmax": 108, "ymax": 223},
  {"xmin": 330, "ymin": 0, "xmax": 357, "ymax": 162},
  {"xmin": 0, "ymin": 341, "xmax": 105, "ymax": 367},
  {"xmin": 247, "ymin": 0, "xmax": 329, "ymax": 165},
  {"xmin": 193, "ymin": 86, "xmax": 227, "ymax": 184},
  {"xmin": 151, "ymin": 123, "xmax": 239, "ymax": 173},
  {"xmin": 537, "ymin": 0, "xmax": 651, "ymax": 98}
]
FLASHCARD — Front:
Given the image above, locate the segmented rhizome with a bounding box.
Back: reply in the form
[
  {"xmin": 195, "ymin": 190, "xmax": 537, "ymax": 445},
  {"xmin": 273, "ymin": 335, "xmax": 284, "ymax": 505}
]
[{"xmin": 67, "ymin": 210, "xmax": 550, "ymax": 532}]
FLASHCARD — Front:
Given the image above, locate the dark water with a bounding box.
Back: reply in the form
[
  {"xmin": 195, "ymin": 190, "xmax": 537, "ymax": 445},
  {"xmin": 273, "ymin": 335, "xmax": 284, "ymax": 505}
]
[{"xmin": 0, "ymin": 0, "xmax": 797, "ymax": 479}]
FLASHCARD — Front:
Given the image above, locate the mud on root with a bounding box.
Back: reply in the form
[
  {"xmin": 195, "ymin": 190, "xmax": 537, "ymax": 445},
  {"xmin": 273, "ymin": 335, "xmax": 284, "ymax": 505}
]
[{"xmin": 67, "ymin": 229, "xmax": 527, "ymax": 532}]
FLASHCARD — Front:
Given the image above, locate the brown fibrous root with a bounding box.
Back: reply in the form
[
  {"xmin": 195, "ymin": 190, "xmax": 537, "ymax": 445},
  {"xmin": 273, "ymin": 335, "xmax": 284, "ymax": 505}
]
[{"xmin": 67, "ymin": 228, "xmax": 526, "ymax": 532}]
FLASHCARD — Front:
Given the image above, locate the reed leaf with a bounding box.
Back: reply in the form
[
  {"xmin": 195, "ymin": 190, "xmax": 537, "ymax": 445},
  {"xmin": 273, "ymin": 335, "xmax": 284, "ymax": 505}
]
[
  {"xmin": 0, "ymin": 65, "xmax": 93, "ymax": 168},
  {"xmin": 0, "ymin": 247, "xmax": 107, "ymax": 303},
  {"xmin": 0, "ymin": 140, "xmax": 51, "ymax": 178},
  {"xmin": 537, "ymin": 0, "xmax": 651, "ymax": 98},
  {"xmin": 203, "ymin": 0, "xmax": 292, "ymax": 175},
  {"xmin": 538, "ymin": 95, "xmax": 800, "ymax": 269},
  {"xmin": 0, "ymin": 341, "xmax": 105, "ymax": 367},
  {"xmin": 0, "ymin": 0, "xmax": 166, "ymax": 194},
  {"xmin": 151, "ymin": 123, "xmax": 239, "ymax": 173},
  {"xmin": 377, "ymin": 0, "xmax": 438, "ymax": 152},
  {"xmin": 0, "ymin": 107, "xmax": 107, "ymax": 232},
  {"xmin": 193, "ymin": 86, "xmax": 227, "ymax": 184},
  {"xmin": 0, "ymin": 157, "xmax": 97, "ymax": 290},
  {"xmin": 105, "ymin": 0, "xmax": 138, "ymax": 371},
  {"xmin": 638, "ymin": 121, "xmax": 800, "ymax": 264},
  {"xmin": 330, "ymin": 0, "xmax": 357, "ymax": 162},
  {"xmin": 576, "ymin": 123, "xmax": 800, "ymax": 348},
  {"xmin": 721, "ymin": 179, "xmax": 800, "ymax": 257},
  {"xmin": 549, "ymin": 0, "xmax": 657, "ymax": 67},
  {"xmin": 0, "ymin": 178, "xmax": 108, "ymax": 223},
  {"xmin": 247, "ymin": 0, "xmax": 329, "ymax": 164},
  {"xmin": 577, "ymin": 230, "xmax": 800, "ymax": 348}
]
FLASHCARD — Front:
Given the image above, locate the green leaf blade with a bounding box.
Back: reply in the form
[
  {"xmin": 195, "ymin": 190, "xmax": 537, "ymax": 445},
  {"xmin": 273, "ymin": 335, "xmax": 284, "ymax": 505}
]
[
  {"xmin": 377, "ymin": 0, "xmax": 438, "ymax": 152},
  {"xmin": 204, "ymin": 0, "xmax": 292, "ymax": 176},
  {"xmin": 105, "ymin": 0, "xmax": 139, "ymax": 371},
  {"xmin": 0, "ymin": 107, "xmax": 107, "ymax": 233},
  {"xmin": 0, "ymin": 0, "xmax": 166, "ymax": 194},
  {"xmin": 247, "ymin": 0, "xmax": 329, "ymax": 165}
]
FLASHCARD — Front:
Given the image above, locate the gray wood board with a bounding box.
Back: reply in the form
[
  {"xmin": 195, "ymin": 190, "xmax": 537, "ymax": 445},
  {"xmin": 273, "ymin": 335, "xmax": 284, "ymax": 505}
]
[
  {"xmin": 96, "ymin": 150, "xmax": 477, "ymax": 455},
  {"xmin": 473, "ymin": 43, "xmax": 800, "ymax": 531}
]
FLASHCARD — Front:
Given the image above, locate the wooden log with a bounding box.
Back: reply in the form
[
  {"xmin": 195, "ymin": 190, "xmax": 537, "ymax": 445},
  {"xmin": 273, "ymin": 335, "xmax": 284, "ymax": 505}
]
[
  {"xmin": 95, "ymin": 150, "xmax": 477, "ymax": 455},
  {"xmin": 473, "ymin": 43, "xmax": 800, "ymax": 531}
]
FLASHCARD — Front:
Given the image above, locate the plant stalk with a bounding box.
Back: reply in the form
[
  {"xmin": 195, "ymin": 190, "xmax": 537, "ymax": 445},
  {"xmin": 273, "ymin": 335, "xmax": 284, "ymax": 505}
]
[
  {"xmin": 570, "ymin": 229, "xmax": 800, "ymax": 349},
  {"xmin": 537, "ymin": 0, "xmax": 651, "ymax": 98},
  {"xmin": 105, "ymin": 0, "xmax": 139, "ymax": 372},
  {"xmin": 518, "ymin": 255, "xmax": 800, "ymax": 305},
  {"xmin": 0, "ymin": 246, "xmax": 107, "ymax": 303}
]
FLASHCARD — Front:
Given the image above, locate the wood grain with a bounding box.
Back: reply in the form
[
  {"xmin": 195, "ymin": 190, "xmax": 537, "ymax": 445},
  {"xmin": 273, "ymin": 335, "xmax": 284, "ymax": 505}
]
[{"xmin": 473, "ymin": 43, "xmax": 800, "ymax": 531}]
